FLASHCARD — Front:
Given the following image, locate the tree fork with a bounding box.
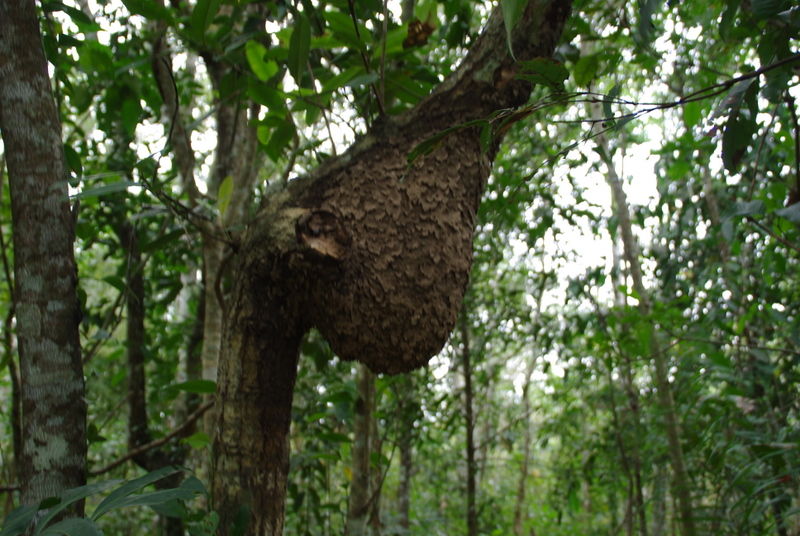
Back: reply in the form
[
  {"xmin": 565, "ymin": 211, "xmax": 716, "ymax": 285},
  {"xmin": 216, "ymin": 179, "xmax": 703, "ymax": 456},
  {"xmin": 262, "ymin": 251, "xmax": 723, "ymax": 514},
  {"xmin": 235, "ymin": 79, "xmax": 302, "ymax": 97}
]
[{"xmin": 212, "ymin": 2, "xmax": 573, "ymax": 534}]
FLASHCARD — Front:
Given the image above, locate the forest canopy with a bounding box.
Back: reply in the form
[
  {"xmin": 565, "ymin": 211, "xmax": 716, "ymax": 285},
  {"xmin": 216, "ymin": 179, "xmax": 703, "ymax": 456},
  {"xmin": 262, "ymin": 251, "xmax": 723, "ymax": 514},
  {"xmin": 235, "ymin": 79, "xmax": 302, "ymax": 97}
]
[{"xmin": 0, "ymin": 0, "xmax": 799, "ymax": 535}]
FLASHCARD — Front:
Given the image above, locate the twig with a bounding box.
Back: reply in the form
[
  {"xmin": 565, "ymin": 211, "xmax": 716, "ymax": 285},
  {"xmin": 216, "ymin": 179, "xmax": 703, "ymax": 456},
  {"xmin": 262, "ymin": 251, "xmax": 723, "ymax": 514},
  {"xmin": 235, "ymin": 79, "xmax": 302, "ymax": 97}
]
[
  {"xmin": 746, "ymin": 216, "xmax": 800, "ymax": 254},
  {"xmin": 784, "ymin": 93, "xmax": 800, "ymax": 200},
  {"xmin": 748, "ymin": 102, "xmax": 780, "ymax": 199},
  {"xmin": 90, "ymin": 399, "xmax": 214, "ymax": 476},
  {"xmin": 0, "ymin": 155, "xmax": 15, "ymax": 302},
  {"xmin": 347, "ymin": 0, "xmax": 386, "ymax": 116}
]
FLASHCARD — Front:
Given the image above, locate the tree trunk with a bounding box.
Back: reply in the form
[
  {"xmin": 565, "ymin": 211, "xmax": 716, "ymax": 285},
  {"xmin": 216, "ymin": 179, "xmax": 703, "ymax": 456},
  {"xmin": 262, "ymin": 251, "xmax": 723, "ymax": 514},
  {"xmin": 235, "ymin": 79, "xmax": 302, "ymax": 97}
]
[
  {"xmin": 346, "ymin": 364, "xmax": 376, "ymax": 536},
  {"xmin": 512, "ymin": 358, "xmax": 536, "ymax": 536},
  {"xmin": 0, "ymin": 0, "xmax": 87, "ymax": 511},
  {"xmin": 117, "ymin": 222, "xmax": 184, "ymax": 536},
  {"xmin": 396, "ymin": 375, "xmax": 415, "ymax": 534},
  {"xmin": 368, "ymin": 397, "xmax": 383, "ymax": 536},
  {"xmin": 593, "ymin": 112, "xmax": 696, "ymax": 536},
  {"xmin": 460, "ymin": 315, "xmax": 478, "ymax": 536},
  {"xmin": 211, "ymin": 2, "xmax": 572, "ymax": 534}
]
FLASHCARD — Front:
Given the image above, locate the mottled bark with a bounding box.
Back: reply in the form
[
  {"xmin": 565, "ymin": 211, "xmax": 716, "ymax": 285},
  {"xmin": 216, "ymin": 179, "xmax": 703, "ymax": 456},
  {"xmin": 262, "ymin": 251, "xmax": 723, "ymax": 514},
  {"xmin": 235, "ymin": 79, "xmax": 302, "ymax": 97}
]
[
  {"xmin": 0, "ymin": 0, "xmax": 86, "ymax": 508},
  {"xmin": 212, "ymin": 2, "xmax": 572, "ymax": 534},
  {"xmin": 200, "ymin": 66, "xmax": 262, "ymax": 451},
  {"xmin": 212, "ymin": 248, "xmax": 304, "ymax": 535},
  {"xmin": 346, "ymin": 364, "xmax": 376, "ymax": 536}
]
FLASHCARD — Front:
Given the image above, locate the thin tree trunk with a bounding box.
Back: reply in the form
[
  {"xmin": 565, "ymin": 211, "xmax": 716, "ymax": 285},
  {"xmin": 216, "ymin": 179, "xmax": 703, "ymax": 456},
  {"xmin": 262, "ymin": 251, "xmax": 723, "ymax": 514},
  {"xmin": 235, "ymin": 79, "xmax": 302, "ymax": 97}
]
[
  {"xmin": 652, "ymin": 464, "xmax": 668, "ymax": 536},
  {"xmin": 211, "ymin": 257, "xmax": 304, "ymax": 535},
  {"xmin": 117, "ymin": 223, "xmax": 184, "ymax": 536},
  {"xmin": 346, "ymin": 364, "xmax": 376, "ymax": 536},
  {"xmin": 396, "ymin": 375, "xmax": 415, "ymax": 534},
  {"xmin": 368, "ymin": 399, "xmax": 383, "ymax": 536},
  {"xmin": 460, "ymin": 314, "xmax": 478, "ymax": 536},
  {"xmin": 512, "ymin": 359, "xmax": 535, "ymax": 536},
  {"xmin": 0, "ymin": 0, "xmax": 86, "ymax": 511},
  {"xmin": 594, "ymin": 116, "xmax": 696, "ymax": 536},
  {"xmin": 608, "ymin": 240, "xmax": 648, "ymax": 536}
]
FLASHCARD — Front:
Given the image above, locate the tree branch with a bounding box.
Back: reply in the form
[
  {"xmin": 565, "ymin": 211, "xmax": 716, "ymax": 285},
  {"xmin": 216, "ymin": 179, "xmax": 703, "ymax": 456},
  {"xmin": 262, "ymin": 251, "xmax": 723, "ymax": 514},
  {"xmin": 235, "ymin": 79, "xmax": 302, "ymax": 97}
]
[{"xmin": 90, "ymin": 400, "xmax": 214, "ymax": 476}]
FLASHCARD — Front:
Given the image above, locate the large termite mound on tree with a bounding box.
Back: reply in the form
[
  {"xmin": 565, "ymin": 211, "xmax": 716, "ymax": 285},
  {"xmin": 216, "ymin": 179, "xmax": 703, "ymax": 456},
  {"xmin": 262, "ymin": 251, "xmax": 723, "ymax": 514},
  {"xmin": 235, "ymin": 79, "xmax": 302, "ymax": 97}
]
[{"xmin": 296, "ymin": 126, "xmax": 489, "ymax": 374}]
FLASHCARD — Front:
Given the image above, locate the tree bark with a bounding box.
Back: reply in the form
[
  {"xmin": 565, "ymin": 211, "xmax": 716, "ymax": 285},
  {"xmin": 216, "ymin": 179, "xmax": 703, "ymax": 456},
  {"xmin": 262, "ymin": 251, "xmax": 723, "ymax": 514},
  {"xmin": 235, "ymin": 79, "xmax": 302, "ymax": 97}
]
[
  {"xmin": 211, "ymin": 2, "xmax": 572, "ymax": 534},
  {"xmin": 0, "ymin": 0, "xmax": 87, "ymax": 510}
]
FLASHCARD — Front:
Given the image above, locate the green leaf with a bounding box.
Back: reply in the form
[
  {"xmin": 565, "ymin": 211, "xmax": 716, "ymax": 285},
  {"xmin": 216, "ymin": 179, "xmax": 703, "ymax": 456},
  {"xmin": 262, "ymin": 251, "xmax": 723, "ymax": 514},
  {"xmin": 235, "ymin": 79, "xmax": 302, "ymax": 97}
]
[
  {"xmin": 719, "ymin": 79, "xmax": 759, "ymax": 173},
  {"xmin": 217, "ymin": 175, "xmax": 233, "ymax": 217},
  {"xmin": 183, "ymin": 432, "xmax": 211, "ymax": 449},
  {"xmin": 42, "ymin": 2, "xmax": 100, "ymax": 32},
  {"xmin": 189, "ymin": 0, "xmax": 220, "ymax": 43},
  {"xmin": 140, "ymin": 229, "xmax": 185, "ymax": 253},
  {"xmin": 517, "ymin": 58, "xmax": 569, "ymax": 92},
  {"xmin": 108, "ymin": 487, "xmax": 199, "ymax": 511},
  {"xmin": 288, "ymin": 14, "xmax": 312, "ymax": 85},
  {"xmin": 775, "ymin": 202, "xmax": 800, "ymax": 223},
  {"xmin": 480, "ymin": 123, "xmax": 494, "ymax": 154},
  {"xmin": 751, "ymin": 0, "xmax": 788, "ymax": 19},
  {"xmin": 245, "ymin": 41, "xmax": 278, "ymax": 82},
  {"xmin": 121, "ymin": 0, "xmax": 172, "ymax": 21},
  {"xmin": 0, "ymin": 505, "xmax": 38, "ymax": 536},
  {"xmin": 248, "ymin": 80, "xmax": 286, "ymax": 115},
  {"xmin": 501, "ymin": 0, "xmax": 526, "ymax": 58},
  {"xmin": 682, "ymin": 100, "xmax": 703, "ymax": 128},
  {"xmin": 35, "ymin": 481, "xmax": 120, "ymax": 533},
  {"xmin": 572, "ymin": 54, "xmax": 599, "ymax": 88},
  {"xmin": 324, "ymin": 10, "xmax": 368, "ymax": 50},
  {"xmin": 317, "ymin": 432, "xmax": 351, "ymax": 443},
  {"xmin": 729, "ymin": 200, "xmax": 765, "ymax": 217},
  {"xmin": 40, "ymin": 518, "xmax": 101, "ymax": 536},
  {"xmin": 345, "ymin": 72, "xmax": 379, "ymax": 88},
  {"xmin": 121, "ymin": 98, "xmax": 142, "ymax": 136},
  {"xmin": 73, "ymin": 180, "xmax": 133, "ymax": 199},
  {"xmin": 719, "ymin": 0, "xmax": 739, "ymax": 40},
  {"xmin": 635, "ymin": 0, "xmax": 660, "ymax": 47},
  {"xmin": 265, "ymin": 122, "xmax": 296, "ymax": 162},
  {"xmin": 63, "ymin": 144, "xmax": 82, "ymax": 176},
  {"xmin": 321, "ymin": 65, "xmax": 363, "ymax": 93},
  {"xmin": 602, "ymin": 84, "xmax": 621, "ymax": 123},
  {"xmin": 170, "ymin": 379, "xmax": 217, "ymax": 394},
  {"xmin": 91, "ymin": 467, "xmax": 180, "ymax": 521}
]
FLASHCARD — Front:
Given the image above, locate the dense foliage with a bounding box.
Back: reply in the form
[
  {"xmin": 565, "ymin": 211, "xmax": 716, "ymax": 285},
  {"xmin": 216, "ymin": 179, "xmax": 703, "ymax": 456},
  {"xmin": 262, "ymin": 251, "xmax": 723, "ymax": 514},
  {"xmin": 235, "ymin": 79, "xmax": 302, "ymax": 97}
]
[{"xmin": 0, "ymin": 0, "xmax": 798, "ymax": 534}]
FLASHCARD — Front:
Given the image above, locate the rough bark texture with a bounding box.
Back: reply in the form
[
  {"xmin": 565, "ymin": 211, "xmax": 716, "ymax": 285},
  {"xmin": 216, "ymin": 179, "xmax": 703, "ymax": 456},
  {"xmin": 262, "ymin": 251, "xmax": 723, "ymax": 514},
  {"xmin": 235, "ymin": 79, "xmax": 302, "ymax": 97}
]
[
  {"xmin": 264, "ymin": 0, "xmax": 572, "ymax": 375},
  {"xmin": 0, "ymin": 0, "xmax": 87, "ymax": 507},
  {"xmin": 212, "ymin": 2, "xmax": 572, "ymax": 534}
]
